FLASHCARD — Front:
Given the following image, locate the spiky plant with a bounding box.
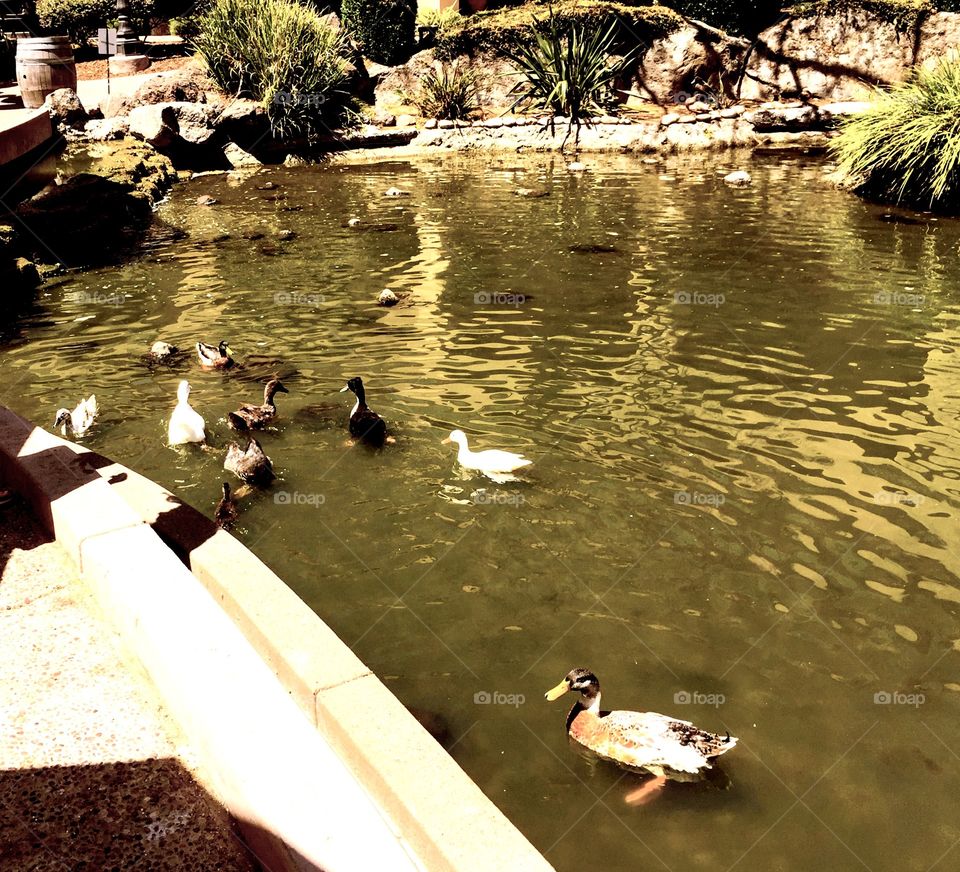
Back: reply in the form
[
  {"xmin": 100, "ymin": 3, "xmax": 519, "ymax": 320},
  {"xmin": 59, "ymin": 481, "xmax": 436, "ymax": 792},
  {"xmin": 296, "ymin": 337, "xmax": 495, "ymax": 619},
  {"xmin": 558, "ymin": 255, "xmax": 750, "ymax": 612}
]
[
  {"xmin": 832, "ymin": 55, "xmax": 960, "ymax": 213},
  {"xmin": 409, "ymin": 62, "xmax": 480, "ymax": 120},
  {"xmin": 504, "ymin": 8, "xmax": 632, "ymax": 148}
]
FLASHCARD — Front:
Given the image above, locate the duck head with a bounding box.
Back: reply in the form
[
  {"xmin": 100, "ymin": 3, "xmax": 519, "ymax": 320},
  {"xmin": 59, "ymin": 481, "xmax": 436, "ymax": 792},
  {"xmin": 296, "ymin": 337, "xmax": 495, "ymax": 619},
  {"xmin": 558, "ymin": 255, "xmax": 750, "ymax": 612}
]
[
  {"xmin": 442, "ymin": 429, "xmax": 468, "ymax": 447},
  {"xmin": 340, "ymin": 376, "xmax": 364, "ymax": 396},
  {"xmin": 221, "ymin": 481, "xmax": 232, "ymax": 500},
  {"xmin": 53, "ymin": 408, "xmax": 71, "ymax": 431},
  {"xmin": 265, "ymin": 378, "xmax": 290, "ymax": 402},
  {"xmin": 218, "ymin": 340, "xmax": 233, "ymax": 358},
  {"xmin": 545, "ymin": 667, "xmax": 601, "ymax": 712}
]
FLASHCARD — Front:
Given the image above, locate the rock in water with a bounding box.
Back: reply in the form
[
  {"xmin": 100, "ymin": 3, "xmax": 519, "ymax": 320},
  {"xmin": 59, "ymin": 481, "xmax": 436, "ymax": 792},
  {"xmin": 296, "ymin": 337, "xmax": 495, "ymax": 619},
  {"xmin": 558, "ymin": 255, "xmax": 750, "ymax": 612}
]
[
  {"xmin": 724, "ymin": 170, "xmax": 752, "ymax": 186},
  {"xmin": 378, "ymin": 288, "xmax": 399, "ymax": 306}
]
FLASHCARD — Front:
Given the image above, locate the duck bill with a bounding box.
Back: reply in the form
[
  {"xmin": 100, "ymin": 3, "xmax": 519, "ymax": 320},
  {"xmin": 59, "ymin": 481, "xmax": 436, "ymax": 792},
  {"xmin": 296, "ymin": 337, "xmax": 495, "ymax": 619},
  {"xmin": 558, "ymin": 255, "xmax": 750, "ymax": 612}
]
[
  {"xmin": 441, "ymin": 437, "xmax": 452, "ymax": 444},
  {"xmin": 339, "ymin": 385, "xmax": 350, "ymax": 393},
  {"xmin": 544, "ymin": 680, "xmax": 569, "ymax": 701}
]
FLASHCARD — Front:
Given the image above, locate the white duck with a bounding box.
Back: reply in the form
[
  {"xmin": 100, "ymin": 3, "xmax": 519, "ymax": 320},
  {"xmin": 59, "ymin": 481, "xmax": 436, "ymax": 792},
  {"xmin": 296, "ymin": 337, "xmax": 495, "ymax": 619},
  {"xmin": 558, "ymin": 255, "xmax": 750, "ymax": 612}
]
[
  {"xmin": 54, "ymin": 395, "xmax": 98, "ymax": 438},
  {"xmin": 443, "ymin": 429, "xmax": 532, "ymax": 480},
  {"xmin": 168, "ymin": 380, "xmax": 206, "ymax": 445}
]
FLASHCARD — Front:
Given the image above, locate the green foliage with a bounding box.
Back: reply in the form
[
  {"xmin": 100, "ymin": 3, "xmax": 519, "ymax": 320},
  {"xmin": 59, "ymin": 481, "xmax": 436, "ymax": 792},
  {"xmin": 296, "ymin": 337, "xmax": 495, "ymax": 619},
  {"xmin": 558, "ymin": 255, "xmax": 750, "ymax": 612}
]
[
  {"xmin": 788, "ymin": 0, "xmax": 931, "ymax": 31},
  {"xmin": 407, "ymin": 61, "xmax": 480, "ymax": 119},
  {"xmin": 416, "ymin": 5, "xmax": 462, "ymax": 37},
  {"xmin": 436, "ymin": 0, "xmax": 682, "ymax": 60},
  {"xmin": 341, "ymin": 0, "xmax": 416, "ymax": 65},
  {"xmin": 505, "ymin": 9, "xmax": 634, "ymax": 144},
  {"xmin": 36, "ymin": 0, "xmax": 154, "ymax": 42},
  {"xmin": 666, "ymin": 0, "xmax": 783, "ymax": 34},
  {"xmin": 832, "ymin": 55, "xmax": 960, "ymax": 212},
  {"xmin": 194, "ymin": 0, "xmax": 354, "ymax": 142},
  {"xmin": 168, "ymin": 14, "xmax": 201, "ymax": 40}
]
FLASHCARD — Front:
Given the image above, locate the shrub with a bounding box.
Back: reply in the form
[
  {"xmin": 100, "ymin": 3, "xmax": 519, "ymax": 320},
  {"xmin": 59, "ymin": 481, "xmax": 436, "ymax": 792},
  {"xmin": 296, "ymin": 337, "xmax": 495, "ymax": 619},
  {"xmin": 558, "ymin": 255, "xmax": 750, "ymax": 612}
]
[
  {"xmin": 436, "ymin": 0, "xmax": 682, "ymax": 60},
  {"xmin": 36, "ymin": 0, "xmax": 154, "ymax": 42},
  {"xmin": 788, "ymin": 0, "xmax": 931, "ymax": 32},
  {"xmin": 506, "ymin": 9, "xmax": 634, "ymax": 145},
  {"xmin": 831, "ymin": 55, "xmax": 960, "ymax": 212},
  {"xmin": 168, "ymin": 14, "xmax": 201, "ymax": 40},
  {"xmin": 666, "ymin": 0, "xmax": 783, "ymax": 34},
  {"xmin": 341, "ymin": 0, "xmax": 416, "ymax": 65},
  {"xmin": 194, "ymin": 0, "xmax": 354, "ymax": 142},
  {"xmin": 408, "ymin": 61, "xmax": 480, "ymax": 119}
]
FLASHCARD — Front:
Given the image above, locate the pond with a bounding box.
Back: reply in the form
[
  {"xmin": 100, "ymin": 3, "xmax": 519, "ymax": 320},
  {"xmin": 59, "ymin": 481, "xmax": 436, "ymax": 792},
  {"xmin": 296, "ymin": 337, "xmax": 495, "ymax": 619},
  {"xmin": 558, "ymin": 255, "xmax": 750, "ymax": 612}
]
[{"xmin": 3, "ymin": 151, "xmax": 959, "ymax": 871}]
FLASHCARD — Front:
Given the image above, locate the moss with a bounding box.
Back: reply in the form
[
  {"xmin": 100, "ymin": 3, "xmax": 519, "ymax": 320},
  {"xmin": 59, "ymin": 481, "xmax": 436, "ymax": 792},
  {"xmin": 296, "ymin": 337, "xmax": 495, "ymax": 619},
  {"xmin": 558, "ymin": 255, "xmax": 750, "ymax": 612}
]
[
  {"xmin": 435, "ymin": 0, "xmax": 683, "ymax": 60},
  {"xmin": 787, "ymin": 0, "xmax": 932, "ymax": 31}
]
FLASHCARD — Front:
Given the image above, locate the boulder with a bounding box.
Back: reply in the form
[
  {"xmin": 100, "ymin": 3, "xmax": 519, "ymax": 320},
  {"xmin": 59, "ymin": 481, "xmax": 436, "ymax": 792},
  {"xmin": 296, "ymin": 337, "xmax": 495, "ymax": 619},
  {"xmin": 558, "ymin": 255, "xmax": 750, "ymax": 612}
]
[
  {"xmin": 214, "ymin": 98, "xmax": 270, "ymax": 147},
  {"xmin": 102, "ymin": 63, "xmax": 217, "ymax": 118},
  {"xmin": 84, "ymin": 116, "xmax": 130, "ymax": 141},
  {"xmin": 724, "ymin": 170, "xmax": 752, "ymax": 186},
  {"xmin": 44, "ymin": 88, "xmax": 87, "ymax": 130},
  {"xmin": 223, "ymin": 141, "xmax": 262, "ymax": 169},
  {"xmin": 128, "ymin": 102, "xmax": 224, "ymax": 169}
]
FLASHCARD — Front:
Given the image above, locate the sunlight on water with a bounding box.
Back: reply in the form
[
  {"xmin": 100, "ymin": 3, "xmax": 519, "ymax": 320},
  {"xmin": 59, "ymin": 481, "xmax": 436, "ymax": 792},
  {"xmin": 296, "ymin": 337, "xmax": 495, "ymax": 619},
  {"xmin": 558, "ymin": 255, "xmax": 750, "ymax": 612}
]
[{"xmin": 2, "ymin": 152, "xmax": 959, "ymax": 871}]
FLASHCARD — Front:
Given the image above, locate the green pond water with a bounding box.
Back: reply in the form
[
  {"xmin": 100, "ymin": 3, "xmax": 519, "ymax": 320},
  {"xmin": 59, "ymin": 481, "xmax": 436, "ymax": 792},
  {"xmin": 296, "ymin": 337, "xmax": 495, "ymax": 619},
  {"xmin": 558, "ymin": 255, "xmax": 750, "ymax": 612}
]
[{"xmin": 3, "ymin": 152, "xmax": 960, "ymax": 871}]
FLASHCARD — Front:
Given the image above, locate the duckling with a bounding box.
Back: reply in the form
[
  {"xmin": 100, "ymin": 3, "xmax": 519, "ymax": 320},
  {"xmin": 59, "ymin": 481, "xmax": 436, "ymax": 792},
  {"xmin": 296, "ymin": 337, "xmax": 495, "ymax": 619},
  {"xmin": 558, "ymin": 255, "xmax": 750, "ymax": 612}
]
[
  {"xmin": 224, "ymin": 412, "xmax": 275, "ymax": 486},
  {"xmin": 340, "ymin": 377, "xmax": 387, "ymax": 446},
  {"xmin": 196, "ymin": 340, "xmax": 234, "ymax": 370},
  {"xmin": 545, "ymin": 668, "xmax": 737, "ymax": 801},
  {"xmin": 148, "ymin": 341, "xmax": 179, "ymax": 363},
  {"xmin": 443, "ymin": 429, "xmax": 531, "ymax": 477},
  {"xmin": 214, "ymin": 481, "xmax": 238, "ymax": 530},
  {"xmin": 232, "ymin": 378, "xmax": 289, "ymax": 429},
  {"xmin": 168, "ymin": 380, "xmax": 205, "ymax": 445},
  {"xmin": 54, "ymin": 395, "xmax": 98, "ymax": 438}
]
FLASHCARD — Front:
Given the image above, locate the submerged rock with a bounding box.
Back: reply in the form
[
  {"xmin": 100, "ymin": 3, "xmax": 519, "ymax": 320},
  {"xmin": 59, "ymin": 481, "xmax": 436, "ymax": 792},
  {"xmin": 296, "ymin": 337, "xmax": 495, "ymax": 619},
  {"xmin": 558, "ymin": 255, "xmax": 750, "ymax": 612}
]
[
  {"xmin": 223, "ymin": 141, "xmax": 262, "ymax": 169},
  {"xmin": 724, "ymin": 170, "xmax": 752, "ymax": 186},
  {"xmin": 377, "ymin": 288, "xmax": 399, "ymax": 306}
]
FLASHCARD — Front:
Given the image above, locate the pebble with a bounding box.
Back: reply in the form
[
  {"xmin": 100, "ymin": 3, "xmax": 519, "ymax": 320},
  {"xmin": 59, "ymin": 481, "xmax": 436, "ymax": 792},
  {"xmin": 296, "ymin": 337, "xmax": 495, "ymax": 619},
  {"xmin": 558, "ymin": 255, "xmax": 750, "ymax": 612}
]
[
  {"xmin": 377, "ymin": 288, "xmax": 399, "ymax": 306},
  {"xmin": 195, "ymin": 195, "xmax": 218, "ymax": 206}
]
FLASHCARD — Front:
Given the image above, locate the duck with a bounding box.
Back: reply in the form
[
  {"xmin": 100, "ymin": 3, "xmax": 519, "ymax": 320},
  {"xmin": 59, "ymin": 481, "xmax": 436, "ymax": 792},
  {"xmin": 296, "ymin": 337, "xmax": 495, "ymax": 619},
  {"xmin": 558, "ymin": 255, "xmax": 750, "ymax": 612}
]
[
  {"xmin": 340, "ymin": 377, "xmax": 387, "ymax": 446},
  {"xmin": 54, "ymin": 395, "xmax": 98, "ymax": 438},
  {"xmin": 214, "ymin": 481, "xmax": 238, "ymax": 530},
  {"xmin": 167, "ymin": 380, "xmax": 206, "ymax": 445},
  {"xmin": 443, "ymin": 429, "xmax": 531, "ymax": 477},
  {"xmin": 148, "ymin": 341, "xmax": 179, "ymax": 363},
  {"xmin": 233, "ymin": 378, "xmax": 289, "ymax": 429},
  {"xmin": 545, "ymin": 668, "xmax": 737, "ymax": 785},
  {"xmin": 224, "ymin": 412, "xmax": 275, "ymax": 485},
  {"xmin": 196, "ymin": 340, "xmax": 234, "ymax": 370}
]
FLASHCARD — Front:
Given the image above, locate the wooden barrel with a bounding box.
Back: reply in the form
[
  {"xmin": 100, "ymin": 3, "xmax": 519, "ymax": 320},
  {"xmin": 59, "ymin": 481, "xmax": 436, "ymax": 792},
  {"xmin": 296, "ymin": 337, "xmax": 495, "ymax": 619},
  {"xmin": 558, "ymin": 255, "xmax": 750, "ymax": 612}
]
[{"xmin": 16, "ymin": 36, "xmax": 77, "ymax": 109}]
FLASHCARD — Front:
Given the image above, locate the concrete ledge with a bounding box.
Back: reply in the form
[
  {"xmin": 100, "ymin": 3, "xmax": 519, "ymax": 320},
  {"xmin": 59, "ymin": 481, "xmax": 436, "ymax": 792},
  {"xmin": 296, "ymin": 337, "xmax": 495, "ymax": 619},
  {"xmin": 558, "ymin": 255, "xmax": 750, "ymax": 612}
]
[
  {"xmin": 0, "ymin": 406, "xmax": 424, "ymax": 872},
  {"xmin": 0, "ymin": 105, "xmax": 53, "ymax": 168},
  {"xmin": 0, "ymin": 405, "xmax": 554, "ymax": 872}
]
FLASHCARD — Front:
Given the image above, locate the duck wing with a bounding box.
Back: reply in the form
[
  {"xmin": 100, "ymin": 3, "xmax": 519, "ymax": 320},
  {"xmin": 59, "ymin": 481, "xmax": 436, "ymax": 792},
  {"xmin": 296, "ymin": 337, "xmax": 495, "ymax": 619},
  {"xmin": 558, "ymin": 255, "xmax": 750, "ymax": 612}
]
[
  {"xmin": 573, "ymin": 711, "xmax": 735, "ymax": 774},
  {"xmin": 473, "ymin": 448, "xmax": 531, "ymax": 472},
  {"xmin": 350, "ymin": 409, "xmax": 387, "ymax": 445}
]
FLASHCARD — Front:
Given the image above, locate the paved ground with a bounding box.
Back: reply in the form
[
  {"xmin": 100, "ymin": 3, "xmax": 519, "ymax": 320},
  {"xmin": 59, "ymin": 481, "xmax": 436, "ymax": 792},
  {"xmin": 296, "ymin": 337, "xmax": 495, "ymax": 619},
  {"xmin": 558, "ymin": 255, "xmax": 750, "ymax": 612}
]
[{"xmin": 0, "ymin": 495, "xmax": 257, "ymax": 871}]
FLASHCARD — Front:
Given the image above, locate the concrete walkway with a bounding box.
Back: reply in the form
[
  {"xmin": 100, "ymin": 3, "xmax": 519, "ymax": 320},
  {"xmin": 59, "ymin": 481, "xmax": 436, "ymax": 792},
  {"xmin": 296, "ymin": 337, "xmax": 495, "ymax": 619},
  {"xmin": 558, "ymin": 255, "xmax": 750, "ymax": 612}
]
[{"xmin": 0, "ymin": 495, "xmax": 256, "ymax": 871}]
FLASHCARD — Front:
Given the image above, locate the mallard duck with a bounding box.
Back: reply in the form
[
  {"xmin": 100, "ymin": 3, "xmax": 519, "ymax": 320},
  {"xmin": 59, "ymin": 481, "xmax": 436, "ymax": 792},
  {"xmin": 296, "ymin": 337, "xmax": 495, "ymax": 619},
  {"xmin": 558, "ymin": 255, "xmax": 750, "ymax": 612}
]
[
  {"xmin": 168, "ymin": 380, "xmax": 206, "ymax": 445},
  {"xmin": 149, "ymin": 341, "xmax": 179, "ymax": 363},
  {"xmin": 214, "ymin": 481, "xmax": 238, "ymax": 530},
  {"xmin": 196, "ymin": 340, "xmax": 234, "ymax": 370},
  {"xmin": 224, "ymin": 412, "xmax": 275, "ymax": 485},
  {"xmin": 54, "ymin": 395, "xmax": 98, "ymax": 438},
  {"xmin": 340, "ymin": 377, "xmax": 387, "ymax": 446},
  {"xmin": 443, "ymin": 429, "xmax": 531, "ymax": 476},
  {"xmin": 233, "ymin": 378, "xmax": 289, "ymax": 429},
  {"xmin": 545, "ymin": 668, "xmax": 737, "ymax": 779}
]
